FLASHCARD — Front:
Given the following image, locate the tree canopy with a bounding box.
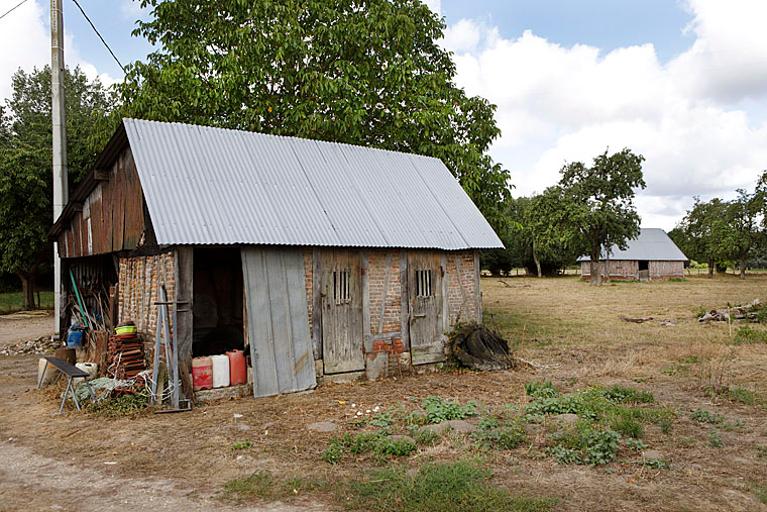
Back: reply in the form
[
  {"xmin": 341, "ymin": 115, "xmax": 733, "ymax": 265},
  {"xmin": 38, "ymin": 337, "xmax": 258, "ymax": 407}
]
[
  {"xmin": 559, "ymin": 148, "xmax": 646, "ymax": 284},
  {"xmin": 122, "ymin": 0, "xmax": 511, "ymax": 227},
  {"xmin": 0, "ymin": 67, "xmax": 116, "ymax": 307}
]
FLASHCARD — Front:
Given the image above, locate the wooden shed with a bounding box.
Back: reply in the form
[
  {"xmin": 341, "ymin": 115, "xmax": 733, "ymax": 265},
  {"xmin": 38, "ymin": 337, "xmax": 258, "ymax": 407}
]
[
  {"xmin": 578, "ymin": 228, "xmax": 688, "ymax": 281},
  {"xmin": 50, "ymin": 119, "xmax": 503, "ymax": 399}
]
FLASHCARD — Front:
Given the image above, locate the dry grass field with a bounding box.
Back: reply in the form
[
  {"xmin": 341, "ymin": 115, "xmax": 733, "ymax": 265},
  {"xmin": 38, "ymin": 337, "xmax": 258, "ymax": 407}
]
[{"xmin": 1, "ymin": 275, "xmax": 766, "ymax": 511}]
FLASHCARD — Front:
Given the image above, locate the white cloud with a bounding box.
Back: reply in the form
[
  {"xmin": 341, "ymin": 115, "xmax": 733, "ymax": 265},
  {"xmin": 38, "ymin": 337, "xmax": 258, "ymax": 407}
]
[
  {"xmin": 423, "ymin": 0, "xmax": 441, "ymax": 16},
  {"xmin": 120, "ymin": 0, "xmax": 150, "ymax": 21},
  {"xmin": 0, "ymin": 0, "xmax": 117, "ymax": 103},
  {"xmin": 444, "ymin": 0, "xmax": 767, "ymax": 230}
]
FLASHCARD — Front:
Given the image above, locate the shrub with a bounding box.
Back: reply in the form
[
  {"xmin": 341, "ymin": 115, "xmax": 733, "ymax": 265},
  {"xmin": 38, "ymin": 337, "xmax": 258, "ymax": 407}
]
[
  {"xmin": 548, "ymin": 424, "xmax": 620, "ymax": 466},
  {"xmin": 321, "ymin": 439, "xmax": 344, "ymax": 464},
  {"xmin": 525, "ymin": 381, "xmax": 559, "ymax": 399},
  {"xmin": 624, "ymin": 438, "xmax": 647, "ymax": 452},
  {"xmin": 708, "ymin": 430, "xmax": 723, "ymax": 448},
  {"xmin": 472, "ymin": 417, "xmax": 526, "ymax": 450},
  {"xmin": 369, "ymin": 412, "xmax": 394, "ymax": 428},
  {"xmin": 642, "ymin": 458, "xmax": 669, "ymax": 469},
  {"xmin": 691, "ymin": 409, "xmax": 723, "ymax": 424},
  {"xmin": 375, "ymin": 436, "xmax": 416, "ymax": 457},
  {"xmin": 232, "ymin": 440, "xmax": 252, "ymax": 450},
  {"xmin": 86, "ymin": 392, "xmax": 149, "ymax": 418},
  {"xmin": 422, "ymin": 396, "xmax": 478, "ymax": 424}
]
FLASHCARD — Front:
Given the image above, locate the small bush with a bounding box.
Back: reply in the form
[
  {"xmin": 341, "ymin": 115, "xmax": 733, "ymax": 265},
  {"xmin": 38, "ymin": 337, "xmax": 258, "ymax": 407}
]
[
  {"xmin": 405, "ymin": 411, "xmax": 429, "ymax": 426},
  {"xmin": 232, "ymin": 440, "xmax": 252, "ymax": 450},
  {"xmin": 472, "ymin": 416, "xmax": 526, "ymax": 451},
  {"xmin": 375, "ymin": 436, "xmax": 416, "ymax": 457},
  {"xmin": 525, "ymin": 381, "xmax": 559, "ymax": 399},
  {"xmin": 691, "ymin": 409, "xmax": 723, "ymax": 424},
  {"xmin": 321, "ymin": 440, "xmax": 344, "ymax": 464},
  {"xmin": 549, "ymin": 424, "xmax": 620, "ymax": 466},
  {"xmin": 422, "ymin": 396, "xmax": 478, "ymax": 424},
  {"xmin": 624, "ymin": 438, "xmax": 647, "ymax": 452},
  {"xmin": 642, "ymin": 458, "xmax": 669, "ymax": 469},
  {"xmin": 347, "ymin": 461, "xmax": 556, "ymax": 512},
  {"xmin": 369, "ymin": 412, "xmax": 394, "ymax": 428}
]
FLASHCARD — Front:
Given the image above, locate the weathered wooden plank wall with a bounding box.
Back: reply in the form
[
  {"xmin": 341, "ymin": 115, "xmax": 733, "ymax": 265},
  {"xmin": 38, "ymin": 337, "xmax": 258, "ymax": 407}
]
[{"xmin": 58, "ymin": 148, "xmax": 145, "ymax": 258}]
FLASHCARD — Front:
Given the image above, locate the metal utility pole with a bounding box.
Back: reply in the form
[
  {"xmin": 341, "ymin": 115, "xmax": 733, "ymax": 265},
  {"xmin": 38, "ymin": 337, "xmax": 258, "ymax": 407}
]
[{"xmin": 51, "ymin": 0, "xmax": 68, "ymax": 339}]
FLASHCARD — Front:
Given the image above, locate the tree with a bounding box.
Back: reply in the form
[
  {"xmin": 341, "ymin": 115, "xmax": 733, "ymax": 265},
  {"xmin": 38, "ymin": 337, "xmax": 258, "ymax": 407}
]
[
  {"xmin": 674, "ymin": 198, "xmax": 728, "ymax": 278},
  {"xmin": 720, "ymin": 178, "xmax": 766, "ymax": 279},
  {"xmin": 519, "ymin": 186, "xmax": 582, "ymax": 277},
  {"xmin": 0, "ymin": 67, "xmax": 116, "ymax": 308},
  {"xmin": 559, "ymin": 148, "xmax": 646, "ymax": 285},
  {"xmin": 122, "ymin": 0, "xmax": 511, "ymax": 228}
]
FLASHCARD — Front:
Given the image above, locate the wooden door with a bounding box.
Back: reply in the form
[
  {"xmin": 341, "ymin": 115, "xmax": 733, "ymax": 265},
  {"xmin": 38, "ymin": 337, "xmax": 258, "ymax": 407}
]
[
  {"xmin": 320, "ymin": 251, "xmax": 365, "ymax": 374},
  {"xmin": 408, "ymin": 253, "xmax": 445, "ymax": 364}
]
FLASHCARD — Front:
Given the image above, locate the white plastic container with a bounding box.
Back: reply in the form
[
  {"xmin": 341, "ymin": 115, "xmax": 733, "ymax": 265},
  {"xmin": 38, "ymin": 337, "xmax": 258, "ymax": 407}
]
[
  {"xmin": 76, "ymin": 362, "xmax": 98, "ymax": 379},
  {"xmin": 211, "ymin": 354, "xmax": 230, "ymax": 388}
]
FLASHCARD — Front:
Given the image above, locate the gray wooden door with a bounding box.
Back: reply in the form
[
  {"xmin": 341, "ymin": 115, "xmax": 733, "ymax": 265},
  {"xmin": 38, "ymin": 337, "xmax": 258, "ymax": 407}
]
[
  {"xmin": 320, "ymin": 251, "xmax": 365, "ymax": 374},
  {"xmin": 408, "ymin": 253, "xmax": 445, "ymax": 364},
  {"xmin": 241, "ymin": 248, "xmax": 317, "ymax": 398}
]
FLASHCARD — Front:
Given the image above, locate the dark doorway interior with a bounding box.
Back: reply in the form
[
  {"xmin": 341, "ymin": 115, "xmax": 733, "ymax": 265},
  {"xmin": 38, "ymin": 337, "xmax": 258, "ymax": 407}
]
[
  {"xmin": 638, "ymin": 260, "xmax": 649, "ymax": 271},
  {"xmin": 192, "ymin": 247, "xmax": 244, "ymax": 357}
]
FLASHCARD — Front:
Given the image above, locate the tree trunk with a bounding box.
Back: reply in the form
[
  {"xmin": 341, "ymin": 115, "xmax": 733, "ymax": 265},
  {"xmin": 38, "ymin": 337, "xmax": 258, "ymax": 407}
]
[
  {"xmin": 589, "ymin": 245, "xmax": 602, "ymax": 286},
  {"xmin": 707, "ymin": 259, "xmax": 714, "ymax": 279},
  {"xmin": 740, "ymin": 258, "xmax": 746, "ymax": 280},
  {"xmin": 532, "ymin": 241, "xmax": 542, "ymax": 278},
  {"xmin": 17, "ymin": 272, "xmax": 37, "ymax": 310}
]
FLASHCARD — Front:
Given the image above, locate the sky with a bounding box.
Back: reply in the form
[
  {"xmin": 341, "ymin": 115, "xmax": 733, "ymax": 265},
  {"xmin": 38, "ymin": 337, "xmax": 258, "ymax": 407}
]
[{"xmin": 2, "ymin": 0, "xmax": 767, "ymax": 230}]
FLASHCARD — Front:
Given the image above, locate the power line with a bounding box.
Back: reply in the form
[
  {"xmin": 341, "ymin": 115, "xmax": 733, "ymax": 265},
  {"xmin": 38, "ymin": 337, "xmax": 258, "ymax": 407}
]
[
  {"xmin": 69, "ymin": 0, "xmax": 126, "ymax": 74},
  {"xmin": 0, "ymin": 0, "xmax": 31, "ymax": 21}
]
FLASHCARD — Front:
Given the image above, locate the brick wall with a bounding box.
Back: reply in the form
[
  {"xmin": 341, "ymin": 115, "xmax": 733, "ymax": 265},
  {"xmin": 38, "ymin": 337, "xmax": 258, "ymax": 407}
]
[
  {"xmin": 445, "ymin": 251, "xmax": 480, "ymax": 326},
  {"xmin": 367, "ymin": 251, "xmax": 402, "ymax": 336},
  {"xmin": 118, "ymin": 251, "xmax": 176, "ymax": 341}
]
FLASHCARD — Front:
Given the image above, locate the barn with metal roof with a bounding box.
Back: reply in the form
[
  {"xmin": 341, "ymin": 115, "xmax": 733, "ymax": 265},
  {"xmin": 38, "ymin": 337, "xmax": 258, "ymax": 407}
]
[
  {"xmin": 577, "ymin": 228, "xmax": 688, "ymax": 281},
  {"xmin": 51, "ymin": 119, "xmax": 502, "ymax": 400}
]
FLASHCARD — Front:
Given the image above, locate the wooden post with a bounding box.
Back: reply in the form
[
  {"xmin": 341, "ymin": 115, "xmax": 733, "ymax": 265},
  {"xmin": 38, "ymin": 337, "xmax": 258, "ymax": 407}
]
[{"xmin": 174, "ymin": 247, "xmax": 193, "ymax": 399}]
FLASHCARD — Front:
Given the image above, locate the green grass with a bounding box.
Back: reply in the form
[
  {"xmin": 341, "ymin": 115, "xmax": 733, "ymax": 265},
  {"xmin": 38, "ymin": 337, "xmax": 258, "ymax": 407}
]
[
  {"xmin": 753, "ymin": 483, "xmax": 767, "ymax": 505},
  {"xmin": 733, "ymin": 326, "xmax": 767, "ymax": 345},
  {"xmin": 232, "ymin": 440, "xmax": 252, "ymax": 450},
  {"xmin": 727, "ymin": 386, "xmax": 757, "ymax": 405},
  {"xmin": 223, "ymin": 471, "xmax": 328, "ymax": 502},
  {"xmin": 0, "ymin": 290, "xmax": 53, "ymax": 314},
  {"xmin": 347, "ymin": 461, "xmax": 555, "ymax": 512}
]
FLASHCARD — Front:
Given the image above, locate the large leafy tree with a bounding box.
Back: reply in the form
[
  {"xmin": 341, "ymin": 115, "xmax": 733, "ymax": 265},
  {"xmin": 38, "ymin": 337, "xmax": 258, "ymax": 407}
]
[
  {"xmin": 721, "ymin": 177, "xmax": 766, "ymax": 279},
  {"xmin": 122, "ymin": 0, "xmax": 511, "ymax": 227},
  {"xmin": 0, "ymin": 67, "xmax": 116, "ymax": 308},
  {"xmin": 674, "ymin": 198, "xmax": 730, "ymax": 277},
  {"xmin": 560, "ymin": 148, "xmax": 646, "ymax": 285},
  {"xmin": 519, "ymin": 186, "xmax": 583, "ymax": 277}
]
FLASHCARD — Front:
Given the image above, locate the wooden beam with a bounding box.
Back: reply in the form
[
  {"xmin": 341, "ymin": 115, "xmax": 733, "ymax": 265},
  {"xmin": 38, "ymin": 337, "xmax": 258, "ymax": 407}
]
[{"xmin": 175, "ymin": 247, "xmax": 194, "ymax": 400}]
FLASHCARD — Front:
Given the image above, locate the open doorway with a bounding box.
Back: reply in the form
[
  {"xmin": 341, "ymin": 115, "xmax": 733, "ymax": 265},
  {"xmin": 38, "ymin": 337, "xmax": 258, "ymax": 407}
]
[
  {"xmin": 192, "ymin": 247, "xmax": 244, "ymax": 357},
  {"xmin": 638, "ymin": 260, "xmax": 649, "ymax": 271}
]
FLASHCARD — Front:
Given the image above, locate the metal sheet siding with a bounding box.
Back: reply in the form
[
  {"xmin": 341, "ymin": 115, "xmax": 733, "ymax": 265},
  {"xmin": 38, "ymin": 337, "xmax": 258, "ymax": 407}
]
[{"xmin": 123, "ymin": 119, "xmax": 503, "ymax": 249}]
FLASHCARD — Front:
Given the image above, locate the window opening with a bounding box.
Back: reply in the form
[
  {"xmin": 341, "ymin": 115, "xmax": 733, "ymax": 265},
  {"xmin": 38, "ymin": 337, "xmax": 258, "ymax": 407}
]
[
  {"xmin": 415, "ymin": 269, "xmax": 433, "ymax": 297},
  {"xmin": 333, "ymin": 269, "xmax": 351, "ymax": 304}
]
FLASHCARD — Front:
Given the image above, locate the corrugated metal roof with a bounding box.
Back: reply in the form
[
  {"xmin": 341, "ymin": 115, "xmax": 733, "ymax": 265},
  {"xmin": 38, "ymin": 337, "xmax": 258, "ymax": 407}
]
[
  {"xmin": 123, "ymin": 118, "xmax": 503, "ymax": 250},
  {"xmin": 577, "ymin": 228, "xmax": 688, "ymax": 262}
]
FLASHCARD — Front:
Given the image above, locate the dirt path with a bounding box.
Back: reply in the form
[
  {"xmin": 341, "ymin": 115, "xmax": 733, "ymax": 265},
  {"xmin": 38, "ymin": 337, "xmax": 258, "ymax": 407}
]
[
  {"xmin": 0, "ymin": 440, "xmax": 322, "ymax": 512},
  {"xmin": 0, "ymin": 310, "xmax": 53, "ymax": 348}
]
